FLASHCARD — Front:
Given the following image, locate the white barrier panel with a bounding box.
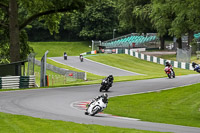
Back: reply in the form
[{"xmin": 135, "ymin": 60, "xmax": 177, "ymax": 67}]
[
  {"xmin": 135, "ymin": 52, "xmax": 139, "ymax": 58},
  {"xmin": 160, "ymin": 58, "xmax": 164, "ymax": 65},
  {"xmin": 141, "ymin": 54, "xmax": 144, "ymax": 60},
  {"xmin": 174, "ymin": 61, "xmax": 178, "ymax": 68},
  {"xmin": 189, "ymin": 64, "xmax": 193, "ymax": 70},
  {"xmin": 153, "ymin": 56, "xmax": 157, "ymax": 63},
  {"xmin": 130, "ymin": 50, "xmax": 133, "ymax": 56},
  {"xmin": 125, "ymin": 49, "xmax": 128, "ymax": 54},
  {"xmin": 181, "ymin": 62, "xmax": 186, "ymax": 69},
  {"xmin": 147, "ymin": 55, "xmax": 151, "ymax": 61}
]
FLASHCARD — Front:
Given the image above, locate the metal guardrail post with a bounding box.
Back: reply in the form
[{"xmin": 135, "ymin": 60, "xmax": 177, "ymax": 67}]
[{"xmin": 40, "ymin": 51, "xmax": 49, "ymax": 87}]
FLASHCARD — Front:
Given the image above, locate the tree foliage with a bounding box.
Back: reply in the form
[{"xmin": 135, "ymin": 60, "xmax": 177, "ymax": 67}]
[
  {"xmin": 117, "ymin": 0, "xmax": 153, "ymax": 33},
  {"xmin": 79, "ymin": 0, "xmax": 118, "ymax": 40},
  {"xmin": 0, "ymin": 0, "xmax": 92, "ymax": 63},
  {"xmin": 151, "ymin": 0, "xmax": 200, "ymax": 47}
]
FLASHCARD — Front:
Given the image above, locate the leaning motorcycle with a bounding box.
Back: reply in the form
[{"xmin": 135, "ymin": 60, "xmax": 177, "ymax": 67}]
[
  {"xmin": 194, "ymin": 66, "xmax": 200, "ymax": 73},
  {"xmin": 99, "ymin": 78, "xmax": 111, "ymax": 92},
  {"xmin": 85, "ymin": 97, "xmax": 108, "ymax": 116},
  {"xmin": 80, "ymin": 56, "xmax": 83, "ymax": 62},
  {"xmin": 164, "ymin": 67, "xmax": 175, "ymax": 78}
]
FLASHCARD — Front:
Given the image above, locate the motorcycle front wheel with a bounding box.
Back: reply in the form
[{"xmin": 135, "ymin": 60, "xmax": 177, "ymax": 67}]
[
  {"xmin": 99, "ymin": 85, "xmax": 104, "ymax": 92},
  {"xmin": 173, "ymin": 72, "xmax": 175, "ymax": 78},
  {"xmin": 167, "ymin": 73, "xmax": 171, "ymax": 78},
  {"xmin": 91, "ymin": 106, "xmax": 100, "ymax": 116}
]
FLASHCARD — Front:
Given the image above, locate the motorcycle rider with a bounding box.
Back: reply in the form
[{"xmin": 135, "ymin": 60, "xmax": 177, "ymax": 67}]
[
  {"xmin": 93, "ymin": 93, "xmax": 108, "ymax": 103},
  {"xmin": 80, "ymin": 54, "xmax": 83, "ymax": 62},
  {"xmin": 85, "ymin": 93, "xmax": 108, "ymax": 115},
  {"xmin": 105, "ymin": 75, "xmax": 114, "ymax": 87},
  {"xmin": 64, "ymin": 52, "xmax": 67, "ymax": 60},
  {"xmin": 165, "ymin": 61, "xmax": 174, "ymax": 73},
  {"xmin": 192, "ymin": 62, "xmax": 200, "ymax": 72}
]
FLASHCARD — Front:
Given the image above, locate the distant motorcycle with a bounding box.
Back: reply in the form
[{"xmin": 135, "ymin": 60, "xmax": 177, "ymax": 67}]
[
  {"xmin": 64, "ymin": 55, "xmax": 67, "ymax": 60},
  {"xmin": 99, "ymin": 78, "xmax": 112, "ymax": 92},
  {"xmin": 85, "ymin": 96, "xmax": 108, "ymax": 116},
  {"xmin": 164, "ymin": 67, "xmax": 175, "ymax": 78},
  {"xmin": 194, "ymin": 66, "xmax": 200, "ymax": 73},
  {"xmin": 80, "ymin": 56, "xmax": 83, "ymax": 62},
  {"xmin": 64, "ymin": 52, "xmax": 67, "ymax": 60},
  {"xmin": 192, "ymin": 62, "xmax": 200, "ymax": 73}
]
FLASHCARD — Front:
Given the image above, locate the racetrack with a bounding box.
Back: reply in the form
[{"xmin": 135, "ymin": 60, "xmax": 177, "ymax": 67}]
[
  {"xmin": 49, "ymin": 56, "xmax": 141, "ymax": 76},
  {"xmin": 0, "ymin": 74, "xmax": 200, "ymax": 133}
]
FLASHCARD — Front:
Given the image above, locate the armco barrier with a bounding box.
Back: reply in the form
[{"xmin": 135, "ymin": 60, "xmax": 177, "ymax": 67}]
[
  {"xmin": 35, "ymin": 60, "xmax": 86, "ymax": 80},
  {"xmin": 0, "ymin": 75, "xmax": 35, "ymax": 89},
  {"xmin": 125, "ymin": 49, "xmax": 193, "ymax": 70}
]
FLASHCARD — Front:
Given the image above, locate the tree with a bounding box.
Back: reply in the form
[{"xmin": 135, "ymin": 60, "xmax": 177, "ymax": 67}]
[
  {"xmin": 78, "ymin": 0, "xmax": 119, "ymax": 40},
  {"xmin": 117, "ymin": 0, "xmax": 153, "ymax": 34},
  {"xmin": 0, "ymin": 0, "xmax": 92, "ymax": 63},
  {"xmin": 150, "ymin": 0, "xmax": 173, "ymax": 49},
  {"xmin": 151, "ymin": 0, "xmax": 200, "ymax": 49}
]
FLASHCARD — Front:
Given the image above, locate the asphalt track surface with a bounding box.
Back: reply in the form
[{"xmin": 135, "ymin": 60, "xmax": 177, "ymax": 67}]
[
  {"xmin": 0, "ymin": 74, "xmax": 200, "ymax": 133},
  {"xmin": 49, "ymin": 56, "xmax": 140, "ymax": 76}
]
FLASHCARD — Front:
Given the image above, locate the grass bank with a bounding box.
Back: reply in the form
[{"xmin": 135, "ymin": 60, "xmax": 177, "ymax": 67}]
[
  {"xmin": 86, "ymin": 54, "xmax": 196, "ymax": 82},
  {"xmin": 29, "ymin": 41, "xmax": 91, "ymax": 57},
  {"xmin": 104, "ymin": 83, "xmax": 200, "ymax": 127},
  {"xmin": 0, "ymin": 112, "xmax": 165, "ymax": 133}
]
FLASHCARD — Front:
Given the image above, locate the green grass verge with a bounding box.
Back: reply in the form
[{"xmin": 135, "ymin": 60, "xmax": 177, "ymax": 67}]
[
  {"xmin": 34, "ymin": 64, "xmax": 83, "ymax": 87},
  {"xmin": 29, "ymin": 41, "xmax": 91, "ymax": 57},
  {"xmin": 47, "ymin": 59, "xmax": 103, "ymax": 81},
  {"xmin": 104, "ymin": 83, "xmax": 200, "ymax": 127},
  {"xmin": 0, "ymin": 112, "xmax": 165, "ymax": 133},
  {"xmin": 86, "ymin": 54, "xmax": 196, "ymax": 82}
]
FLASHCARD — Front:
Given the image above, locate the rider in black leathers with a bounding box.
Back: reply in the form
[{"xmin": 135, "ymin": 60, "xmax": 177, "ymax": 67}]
[
  {"xmin": 64, "ymin": 52, "xmax": 67, "ymax": 60},
  {"xmin": 105, "ymin": 75, "xmax": 114, "ymax": 87},
  {"xmin": 192, "ymin": 62, "xmax": 200, "ymax": 72}
]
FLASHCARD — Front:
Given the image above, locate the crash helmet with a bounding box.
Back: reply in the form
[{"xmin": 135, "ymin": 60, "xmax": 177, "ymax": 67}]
[
  {"xmin": 192, "ymin": 62, "xmax": 197, "ymax": 68},
  {"xmin": 166, "ymin": 60, "xmax": 169, "ymax": 65},
  {"xmin": 108, "ymin": 75, "xmax": 113, "ymax": 78},
  {"xmin": 102, "ymin": 93, "xmax": 108, "ymax": 99}
]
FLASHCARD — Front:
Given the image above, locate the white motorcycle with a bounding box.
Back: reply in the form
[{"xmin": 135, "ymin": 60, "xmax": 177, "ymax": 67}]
[{"xmin": 85, "ymin": 97, "xmax": 108, "ymax": 116}]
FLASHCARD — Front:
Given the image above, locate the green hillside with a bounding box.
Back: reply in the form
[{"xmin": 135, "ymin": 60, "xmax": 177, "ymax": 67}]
[{"xmin": 29, "ymin": 41, "xmax": 91, "ymax": 57}]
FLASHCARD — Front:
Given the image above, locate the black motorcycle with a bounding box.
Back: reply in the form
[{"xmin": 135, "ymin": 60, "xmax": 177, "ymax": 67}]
[
  {"xmin": 64, "ymin": 52, "xmax": 67, "ymax": 60},
  {"xmin": 99, "ymin": 78, "xmax": 112, "ymax": 92},
  {"xmin": 80, "ymin": 56, "xmax": 83, "ymax": 62}
]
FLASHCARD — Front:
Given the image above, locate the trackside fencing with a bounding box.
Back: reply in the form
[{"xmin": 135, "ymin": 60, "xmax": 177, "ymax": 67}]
[
  {"xmin": 125, "ymin": 49, "xmax": 193, "ymax": 70},
  {"xmin": 0, "ymin": 75, "xmax": 35, "ymax": 89},
  {"xmin": 35, "ymin": 59, "xmax": 86, "ymax": 80}
]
